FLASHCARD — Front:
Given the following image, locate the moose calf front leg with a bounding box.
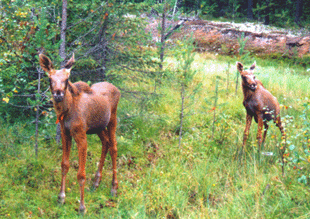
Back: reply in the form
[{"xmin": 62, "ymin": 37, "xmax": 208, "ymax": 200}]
[
  {"xmin": 73, "ymin": 131, "xmax": 88, "ymax": 214},
  {"xmin": 59, "ymin": 130, "xmax": 72, "ymax": 204},
  {"xmin": 243, "ymin": 114, "xmax": 253, "ymax": 152}
]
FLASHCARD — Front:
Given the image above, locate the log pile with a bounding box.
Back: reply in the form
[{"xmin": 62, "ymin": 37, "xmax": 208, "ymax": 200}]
[{"xmin": 147, "ymin": 18, "xmax": 310, "ymax": 58}]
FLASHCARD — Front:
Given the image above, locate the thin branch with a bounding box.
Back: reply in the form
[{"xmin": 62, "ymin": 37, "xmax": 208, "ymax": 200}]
[
  {"xmin": 71, "ymin": 67, "xmax": 105, "ymax": 74},
  {"xmin": 67, "ymin": 5, "xmax": 104, "ymax": 30},
  {"xmin": 69, "ymin": 22, "xmax": 101, "ymax": 46},
  {"xmin": 164, "ymin": 20, "xmax": 186, "ymax": 40},
  {"xmin": 13, "ymin": 94, "xmax": 36, "ymax": 97},
  {"xmin": 7, "ymin": 102, "xmax": 33, "ymax": 108},
  {"xmin": 118, "ymin": 88, "xmax": 155, "ymax": 96},
  {"xmin": 120, "ymin": 65, "xmax": 158, "ymax": 75}
]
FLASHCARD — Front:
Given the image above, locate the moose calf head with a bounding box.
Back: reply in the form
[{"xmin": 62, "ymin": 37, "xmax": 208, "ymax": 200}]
[
  {"xmin": 39, "ymin": 54, "xmax": 75, "ymax": 102},
  {"xmin": 237, "ymin": 61, "xmax": 257, "ymax": 91}
]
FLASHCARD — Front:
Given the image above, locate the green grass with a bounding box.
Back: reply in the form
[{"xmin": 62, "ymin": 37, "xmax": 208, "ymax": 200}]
[{"xmin": 1, "ymin": 52, "xmax": 310, "ymax": 218}]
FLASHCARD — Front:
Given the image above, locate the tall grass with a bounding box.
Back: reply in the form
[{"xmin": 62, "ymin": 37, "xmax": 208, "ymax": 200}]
[{"xmin": 0, "ymin": 52, "xmax": 310, "ymax": 218}]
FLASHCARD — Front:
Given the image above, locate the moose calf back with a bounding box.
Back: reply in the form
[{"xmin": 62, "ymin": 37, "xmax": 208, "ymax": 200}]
[{"xmin": 244, "ymin": 84, "xmax": 280, "ymax": 123}]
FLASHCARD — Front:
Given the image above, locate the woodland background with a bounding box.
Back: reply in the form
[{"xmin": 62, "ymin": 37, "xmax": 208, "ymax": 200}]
[{"xmin": 1, "ymin": 0, "xmax": 310, "ymax": 218}]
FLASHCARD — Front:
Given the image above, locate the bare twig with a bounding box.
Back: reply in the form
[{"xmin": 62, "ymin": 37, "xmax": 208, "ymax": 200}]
[
  {"xmin": 120, "ymin": 65, "xmax": 157, "ymax": 75},
  {"xmin": 164, "ymin": 20, "xmax": 186, "ymax": 40},
  {"xmin": 35, "ymin": 68, "xmax": 43, "ymax": 157},
  {"xmin": 179, "ymin": 84, "xmax": 185, "ymax": 148},
  {"xmin": 67, "ymin": 5, "xmax": 104, "ymax": 30},
  {"xmin": 212, "ymin": 78, "xmax": 219, "ymax": 139},
  {"xmin": 69, "ymin": 23, "xmax": 100, "ymax": 47},
  {"xmin": 262, "ymin": 184, "xmax": 270, "ymax": 197}
]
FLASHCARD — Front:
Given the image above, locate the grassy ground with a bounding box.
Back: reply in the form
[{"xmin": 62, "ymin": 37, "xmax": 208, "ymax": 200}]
[{"xmin": 1, "ymin": 53, "xmax": 310, "ymax": 218}]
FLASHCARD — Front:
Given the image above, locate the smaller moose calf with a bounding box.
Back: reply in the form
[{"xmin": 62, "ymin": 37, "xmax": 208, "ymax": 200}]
[{"xmin": 237, "ymin": 61, "xmax": 285, "ymax": 153}]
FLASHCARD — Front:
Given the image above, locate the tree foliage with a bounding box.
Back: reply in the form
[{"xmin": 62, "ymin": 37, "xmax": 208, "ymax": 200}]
[{"xmin": 0, "ymin": 0, "xmax": 159, "ymax": 122}]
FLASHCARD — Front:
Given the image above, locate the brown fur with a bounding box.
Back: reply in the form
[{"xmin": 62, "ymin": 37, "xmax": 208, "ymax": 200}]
[
  {"xmin": 39, "ymin": 53, "xmax": 120, "ymax": 213},
  {"xmin": 73, "ymin": 81, "xmax": 92, "ymax": 94},
  {"xmin": 237, "ymin": 61, "xmax": 285, "ymax": 153}
]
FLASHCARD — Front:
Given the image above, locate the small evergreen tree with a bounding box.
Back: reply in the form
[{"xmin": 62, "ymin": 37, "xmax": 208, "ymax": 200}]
[{"xmin": 173, "ymin": 34, "xmax": 202, "ymax": 148}]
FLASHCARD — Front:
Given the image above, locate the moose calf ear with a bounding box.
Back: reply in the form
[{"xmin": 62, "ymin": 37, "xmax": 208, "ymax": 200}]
[
  {"xmin": 39, "ymin": 54, "xmax": 54, "ymax": 73},
  {"xmin": 236, "ymin": 62, "xmax": 243, "ymax": 72},
  {"xmin": 249, "ymin": 61, "xmax": 256, "ymax": 71},
  {"xmin": 64, "ymin": 53, "xmax": 75, "ymax": 76}
]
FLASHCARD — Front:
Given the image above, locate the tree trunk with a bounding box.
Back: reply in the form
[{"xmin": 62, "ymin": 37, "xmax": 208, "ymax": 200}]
[
  {"xmin": 173, "ymin": 0, "xmax": 178, "ymax": 16},
  {"xmin": 264, "ymin": 0, "xmax": 270, "ymax": 25},
  {"xmin": 247, "ymin": 0, "xmax": 253, "ymax": 20},
  {"xmin": 159, "ymin": 4, "xmax": 167, "ymax": 70},
  {"xmin": 97, "ymin": 11, "xmax": 109, "ymax": 80},
  {"xmin": 56, "ymin": 0, "xmax": 68, "ymax": 144},
  {"xmin": 59, "ymin": 0, "xmax": 67, "ymax": 66},
  {"xmin": 294, "ymin": 0, "xmax": 303, "ymax": 25}
]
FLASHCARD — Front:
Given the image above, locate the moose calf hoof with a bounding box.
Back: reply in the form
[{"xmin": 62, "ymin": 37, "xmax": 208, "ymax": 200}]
[
  {"xmin": 58, "ymin": 192, "xmax": 66, "ymax": 204},
  {"xmin": 79, "ymin": 204, "xmax": 87, "ymax": 214},
  {"xmin": 110, "ymin": 188, "xmax": 117, "ymax": 197},
  {"xmin": 92, "ymin": 175, "xmax": 101, "ymax": 190}
]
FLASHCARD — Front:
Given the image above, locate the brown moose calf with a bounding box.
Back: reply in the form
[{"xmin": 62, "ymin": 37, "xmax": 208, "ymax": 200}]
[
  {"xmin": 39, "ymin": 53, "xmax": 120, "ymax": 214},
  {"xmin": 237, "ymin": 61, "xmax": 285, "ymax": 153}
]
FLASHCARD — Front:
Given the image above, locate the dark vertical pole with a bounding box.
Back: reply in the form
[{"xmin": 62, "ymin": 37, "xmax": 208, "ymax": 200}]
[
  {"xmin": 294, "ymin": 0, "xmax": 303, "ymax": 25},
  {"xmin": 212, "ymin": 78, "xmax": 219, "ymax": 139},
  {"xmin": 226, "ymin": 62, "xmax": 230, "ymax": 94},
  {"xmin": 159, "ymin": 4, "xmax": 167, "ymax": 70},
  {"xmin": 247, "ymin": 0, "xmax": 253, "ymax": 20},
  {"xmin": 235, "ymin": 71, "xmax": 239, "ymax": 96},
  {"xmin": 35, "ymin": 69, "xmax": 42, "ymax": 157},
  {"xmin": 179, "ymin": 84, "xmax": 185, "ymax": 148},
  {"xmin": 264, "ymin": 0, "xmax": 270, "ymax": 25},
  {"xmin": 59, "ymin": 0, "xmax": 67, "ymax": 66}
]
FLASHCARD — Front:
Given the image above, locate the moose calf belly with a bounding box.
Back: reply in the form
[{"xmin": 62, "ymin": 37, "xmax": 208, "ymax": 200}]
[
  {"xmin": 263, "ymin": 110, "xmax": 277, "ymax": 122},
  {"xmin": 86, "ymin": 111, "xmax": 111, "ymax": 134}
]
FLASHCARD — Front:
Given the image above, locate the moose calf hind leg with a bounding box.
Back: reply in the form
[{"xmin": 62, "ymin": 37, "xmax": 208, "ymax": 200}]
[
  {"xmin": 93, "ymin": 130, "xmax": 109, "ymax": 189},
  {"xmin": 108, "ymin": 121, "xmax": 118, "ymax": 197},
  {"xmin": 109, "ymin": 145, "xmax": 118, "ymax": 197},
  {"xmin": 262, "ymin": 122, "xmax": 269, "ymax": 148},
  {"xmin": 275, "ymin": 117, "xmax": 285, "ymax": 137}
]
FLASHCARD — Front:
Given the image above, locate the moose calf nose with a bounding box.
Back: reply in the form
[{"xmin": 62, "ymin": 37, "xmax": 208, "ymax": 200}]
[
  {"xmin": 250, "ymin": 84, "xmax": 257, "ymax": 90},
  {"xmin": 53, "ymin": 91, "xmax": 64, "ymax": 102}
]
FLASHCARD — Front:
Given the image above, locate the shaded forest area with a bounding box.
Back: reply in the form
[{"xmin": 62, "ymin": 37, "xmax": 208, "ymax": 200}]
[{"xmin": 135, "ymin": 0, "xmax": 310, "ymax": 26}]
